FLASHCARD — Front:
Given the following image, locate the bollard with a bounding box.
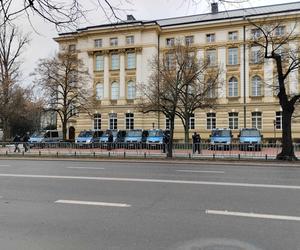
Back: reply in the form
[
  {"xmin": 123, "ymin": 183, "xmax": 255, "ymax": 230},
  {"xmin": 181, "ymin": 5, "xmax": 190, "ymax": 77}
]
[
  {"xmin": 189, "ymin": 153, "xmax": 191, "ymax": 159},
  {"xmin": 93, "ymin": 152, "xmax": 96, "ymax": 158},
  {"xmin": 213, "ymin": 153, "xmax": 215, "ymax": 160},
  {"xmin": 56, "ymin": 152, "xmax": 59, "ymax": 157},
  {"xmin": 75, "ymin": 151, "xmax": 77, "ymax": 157},
  {"xmin": 6, "ymin": 151, "xmax": 8, "ymax": 155},
  {"xmin": 108, "ymin": 152, "xmax": 111, "ymax": 157},
  {"xmin": 238, "ymin": 154, "xmax": 240, "ymax": 160},
  {"xmin": 22, "ymin": 151, "xmax": 24, "ymax": 156},
  {"xmin": 124, "ymin": 152, "xmax": 126, "ymax": 158},
  {"xmin": 39, "ymin": 151, "xmax": 41, "ymax": 156},
  {"xmin": 265, "ymin": 154, "xmax": 268, "ymax": 160},
  {"xmin": 144, "ymin": 152, "xmax": 146, "ymax": 158}
]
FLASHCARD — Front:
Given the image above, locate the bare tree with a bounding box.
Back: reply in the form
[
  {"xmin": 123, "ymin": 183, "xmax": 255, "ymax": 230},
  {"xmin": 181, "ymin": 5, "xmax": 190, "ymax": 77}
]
[
  {"xmin": 249, "ymin": 19, "xmax": 300, "ymax": 160},
  {"xmin": 33, "ymin": 50, "xmax": 92, "ymax": 140},
  {"xmin": 0, "ymin": 23, "xmax": 29, "ymax": 140}
]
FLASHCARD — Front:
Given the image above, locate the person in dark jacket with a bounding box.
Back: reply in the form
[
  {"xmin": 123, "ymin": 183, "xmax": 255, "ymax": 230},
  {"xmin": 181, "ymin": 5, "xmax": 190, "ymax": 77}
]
[
  {"xmin": 192, "ymin": 132, "xmax": 201, "ymax": 154},
  {"xmin": 107, "ymin": 131, "xmax": 114, "ymax": 151},
  {"xmin": 13, "ymin": 134, "xmax": 21, "ymax": 153},
  {"xmin": 22, "ymin": 132, "xmax": 30, "ymax": 152}
]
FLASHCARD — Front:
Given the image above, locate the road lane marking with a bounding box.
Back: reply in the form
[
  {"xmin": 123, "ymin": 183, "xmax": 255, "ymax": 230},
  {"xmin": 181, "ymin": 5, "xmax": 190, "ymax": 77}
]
[
  {"xmin": 1, "ymin": 173, "xmax": 300, "ymax": 190},
  {"xmin": 67, "ymin": 167, "xmax": 105, "ymax": 170},
  {"xmin": 176, "ymin": 170, "xmax": 225, "ymax": 174},
  {"xmin": 0, "ymin": 165, "xmax": 10, "ymax": 167},
  {"xmin": 55, "ymin": 200, "xmax": 131, "ymax": 207},
  {"xmin": 206, "ymin": 210, "xmax": 300, "ymax": 222}
]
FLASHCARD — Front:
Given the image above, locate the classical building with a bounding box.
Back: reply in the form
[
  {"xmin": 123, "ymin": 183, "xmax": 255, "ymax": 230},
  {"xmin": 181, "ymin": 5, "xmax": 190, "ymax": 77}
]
[{"xmin": 54, "ymin": 2, "xmax": 300, "ymax": 141}]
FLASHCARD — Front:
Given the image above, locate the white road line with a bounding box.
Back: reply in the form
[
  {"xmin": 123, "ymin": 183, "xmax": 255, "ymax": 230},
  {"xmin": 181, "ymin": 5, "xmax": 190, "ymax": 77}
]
[
  {"xmin": 176, "ymin": 170, "xmax": 225, "ymax": 174},
  {"xmin": 55, "ymin": 200, "xmax": 131, "ymax": 207},
  {"xmin": 1, "ymin": 173, "xmax": 300, "ymax": 190},
  {"xmin": 0, "ymin": 165, "xmax": 10, "ymax": 167},
  {"xmin": 206, "ymin": 210, "xmax": 300, "ymax": 222},
  {"xmin": 67, "ymin": 167, "xmax": 105, "ymax": 170}
]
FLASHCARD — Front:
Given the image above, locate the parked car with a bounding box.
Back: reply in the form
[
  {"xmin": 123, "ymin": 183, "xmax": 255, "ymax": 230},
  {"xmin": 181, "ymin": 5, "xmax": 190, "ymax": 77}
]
[
  {"xmin": 29, "ymin": 130, "xmax": 63, "ymax": 146},
  {"xmin": 124, "ymin": 129, "xmax": 148, "ymax": 148},
  {"xmin": 99, "ymin": 130, "xmax": 126, "ymax": 148},
  {"xmin": 238, "ymin": 128, "xmax": 262, "ymax": 151},
  {"xmin": 75, "ymin": 130, "xmax": 103, "ymax": 146},
  {"xmin": 210, "ymin": 128, "xmax": 232, "ymax": 150},
  {"xmin": 146, "ymin": 129, "xmax": 165, "ymax": 149}
]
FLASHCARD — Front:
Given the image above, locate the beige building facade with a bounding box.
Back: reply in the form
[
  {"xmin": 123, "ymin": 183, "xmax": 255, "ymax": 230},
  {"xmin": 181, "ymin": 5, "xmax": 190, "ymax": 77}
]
[{"xmin": 54, "ymin": 2, "xmax": 300, "ymax": 141}]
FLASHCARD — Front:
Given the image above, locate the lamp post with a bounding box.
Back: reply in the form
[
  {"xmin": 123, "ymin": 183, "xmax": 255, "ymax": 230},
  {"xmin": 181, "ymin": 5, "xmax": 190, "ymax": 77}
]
[{"xmin": 273, "ymin": 119, "xmax": 276, "ymax": 142}]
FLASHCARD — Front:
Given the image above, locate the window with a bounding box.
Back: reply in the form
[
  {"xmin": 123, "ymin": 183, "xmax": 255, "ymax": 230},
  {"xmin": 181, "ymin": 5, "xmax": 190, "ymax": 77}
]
[
  {"xmin": 228, "ymin": 31, "xmax": 238, "ymax": 41},
  {"xmin": 127, "ymin": 52, "xmax": 136, "ymax": 69},
  {"xmin": 126, "ymin": 36, "xmax": 134, "ymax": 45},
  {"xmin": 127, "ymin": 80, "xmax": 136, "ymax": 99},
  {"xmin": 206, "ymin": 33, "xmax": 215, "ymax": 43},
  {"xmin": 110, "ymin": 37, "xmax": 118, "ymax": 46},
  {"xmin": 111, "ymin": 82, "xmax": 119, "ymax": 100},
  {"xmin": 125, "ymin": 113, "xmax": 134, "ymax": 129},
  {"xmin": 275, "ymin": 26, "xmax": 285, "ymax": 36},
  {"xmin": 94, "ymin": 39, "xmax": 102, "ymax": 48},
  {"xmin": 251, "ymin": 46, "xmax": 263, "ymax": 64},
  {"xmin": 206, "ymin": 79, "xmax": 216, "ymax": 98},
  {"xmin": 166, "ymin": 38, "xmax": 175, "ymax": 47},
  {"xmin": 275, "ymin": 111, "xmax": 282, "ymax": 129},
  {"xmin": 95, "ymin": 55, "xmax": 104, "ymax": 71},
  {"xmin": 189, "ymin": 114, "xmax": 195, "ymax": 130},
  {"xmin": 228, "ymin": 47, "xmax": 238, "ymax": 65},
  {"xmin": 111, "ymin": 53, "xmax": 119, "ymax": 70},
  {"xmin": 229, "ymin": 112, "xmax": 238, "ymax": 129},
  {"xmin": 228, "ymin": 77, "xmax": 238, "ymax": 97},
  {"xmin": 251, "ymin": 29, "xmax": 261, "ymax": 39},
  {"xmin": 109, "ymin": 113, "xmax": 117, "ymax": 130},
  {"xmin": 165, "ymin": 53, "xmax": 175, "ymax": 69},
  {"xmin": 93, "ymin": 114, "xmax": 101, "ymax": 130},
  {"xmin": 207, "ymin": 113, "xmax": 216, "ymax": 130},
  {"xmin": 251, "ymin": 75, "xmax": 262, "ymax": 97},
  {"xmin": 252, "ymin": 112, "xmax": 262, "ymax": 129},
  {"xmin": 96, "ymin": 83, "xmax": 104, "ymax": 100},
  {"xmin": 165, "ymin": 116, "xmax": 170, "ymax": 130},
  {"xmin": 206, "ymin": 49, "xmax": 217, "ymax": 66},
  {"xmin": 68, "ymin": 44, "xmax": 76, "ymax": 52},
  {"xmin": 185, "ymin": 36, "xmax": 194, "ymax": 46}
]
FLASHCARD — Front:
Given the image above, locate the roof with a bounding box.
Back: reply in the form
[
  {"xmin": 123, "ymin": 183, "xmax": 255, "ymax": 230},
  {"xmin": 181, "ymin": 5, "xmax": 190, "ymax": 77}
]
[{"xmin": 58, "ymin": 2, "xmax": 300, "ymax": 36}]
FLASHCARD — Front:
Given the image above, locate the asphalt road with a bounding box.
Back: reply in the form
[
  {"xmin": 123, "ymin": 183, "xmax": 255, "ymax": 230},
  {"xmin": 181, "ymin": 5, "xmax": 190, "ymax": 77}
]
[{"xmin": 0, "ymin": 159, "xmax": 300, "ymax": 250}]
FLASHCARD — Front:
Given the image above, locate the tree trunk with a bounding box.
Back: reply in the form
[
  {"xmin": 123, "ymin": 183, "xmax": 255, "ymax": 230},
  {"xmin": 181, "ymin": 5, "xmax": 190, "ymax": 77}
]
[
  {"xmin": 184, "ymin": 117, "xmax": 189, "ymax": 144},
  {"xmin": 62, "ymin": 120, "xmax": 67, "ymax": 141},
  {"xmin": 167, "ymin": 117, "xmax": 175, "ymax": 158},
  {"xmin": 2, "ymin": 118, "xmax": 10, "ymax": 141},
  {"xmin": 276, "ymin": 109, "xmax": 297, "ymax": 161}
]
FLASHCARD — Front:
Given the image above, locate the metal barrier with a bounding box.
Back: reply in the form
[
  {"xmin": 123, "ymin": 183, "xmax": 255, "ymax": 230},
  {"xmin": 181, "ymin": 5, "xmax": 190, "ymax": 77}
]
[{"xmin": 0, "ymin": 142, "xmax": 290, "ymax": 160}]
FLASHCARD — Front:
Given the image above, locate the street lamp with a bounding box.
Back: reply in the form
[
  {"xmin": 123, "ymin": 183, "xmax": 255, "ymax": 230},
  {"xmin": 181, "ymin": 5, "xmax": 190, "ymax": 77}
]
[{"xmin": 273, "ymin": 119, "xmax": 276, "ymax": 142}]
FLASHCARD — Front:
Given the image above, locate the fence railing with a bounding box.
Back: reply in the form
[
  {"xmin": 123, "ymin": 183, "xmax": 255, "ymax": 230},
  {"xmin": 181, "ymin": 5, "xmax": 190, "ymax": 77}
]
[{"xmin": 0, "ymin": 142, "xmax": 292, "ymax": 160}]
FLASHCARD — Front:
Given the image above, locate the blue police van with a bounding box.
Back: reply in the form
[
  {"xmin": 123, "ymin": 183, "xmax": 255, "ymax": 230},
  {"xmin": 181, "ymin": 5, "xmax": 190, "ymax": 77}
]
[
  {"xmin": 210, "ymin": 128, "xmax": 233, "ymax": 150},
  {"xmin": 238, "ymin": 128, "xmax": 262, "ymax": 151}
]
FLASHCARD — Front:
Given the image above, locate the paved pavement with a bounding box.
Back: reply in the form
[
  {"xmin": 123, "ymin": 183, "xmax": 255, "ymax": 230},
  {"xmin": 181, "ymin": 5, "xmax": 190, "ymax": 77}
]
[{"xmin": 0, "ymin": 159, "xmax": 300, "ymax": 249}]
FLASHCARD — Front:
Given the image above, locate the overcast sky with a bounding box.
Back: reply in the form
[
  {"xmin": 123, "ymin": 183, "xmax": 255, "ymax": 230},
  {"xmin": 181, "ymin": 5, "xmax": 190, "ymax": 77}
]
[{"xmin": 16, "ymin": 0, "xmax": 299, "ymax": 84}]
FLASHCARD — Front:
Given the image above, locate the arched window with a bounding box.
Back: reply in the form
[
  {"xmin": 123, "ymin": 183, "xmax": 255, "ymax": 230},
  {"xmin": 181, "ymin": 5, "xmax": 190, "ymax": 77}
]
[
  {"xmin": 95, "ymin": 83, "xmax": 104, "ymax": 100},
  {"xmin": 228, "ymin": 77, "xmax": 238, "ymax": 97},
  {"xmin": 111, "ymin": 82, "xmax": 119, "ymax": 100},
  {"xmin": 252, "ymin": 75, "xmax": 262, "ymax": 96},
  {"xmin": 127, "ymin": 80, "xmax": 136, "ymax": 99}
]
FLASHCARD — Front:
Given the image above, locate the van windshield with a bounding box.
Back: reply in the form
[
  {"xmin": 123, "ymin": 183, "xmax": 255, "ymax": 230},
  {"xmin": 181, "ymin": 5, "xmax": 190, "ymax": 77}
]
[
  {"xmin": 127, "ymin": 130, "xmax": 142, "ymax": 137},
  {"xmin": 240, "ymin": 130, "xmax": 260, "ymax": 137},
  {"xmin": 103, "ymin": 131, "xmax": 118, "ymax": 137},
  {"xmin": 148, "ymin": 130, "xmax": 163, "ymax": 137},
  {"xmin": 78, "ymin": 131, "xmax": 93, "ymax": 137},
  {"xmin": 212, "ymin": 130, "xmax": 231, "ymax": 137},
  {"xmin": 31, "ymin": 132, "xmax": 44, "ymax": 138}
]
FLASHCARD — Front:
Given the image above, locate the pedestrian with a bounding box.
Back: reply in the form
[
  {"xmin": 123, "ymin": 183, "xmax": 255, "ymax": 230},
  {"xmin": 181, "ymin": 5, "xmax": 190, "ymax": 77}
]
[
  {"xmin": 22, "ymin": 132, "xmax": 30, "ymax": 152},
  {"xmin": 162, "ymin": 132, "xmax": 170, "ymax": 154},
  {"xmin": 107, "ymin": 131, "xmax": 113, "ymax": 151},
  {"xmin": 13, "ymin": 134, "xmax": 21, "ymax": 153},
  {"xmin": 192, "ymin": 132, "xmax": 201, "ymax": 154}
]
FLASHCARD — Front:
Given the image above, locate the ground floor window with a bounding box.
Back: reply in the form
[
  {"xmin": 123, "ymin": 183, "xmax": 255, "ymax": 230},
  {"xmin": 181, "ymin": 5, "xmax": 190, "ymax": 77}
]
[
  {"xmin": 252, "ymin": 112, "xmax": 262, "ymax": 129},
  {"xmin": 165, "ymin": 116, "xmax": 170, "ymax": 130},
  {"xmin": 93, "ymin": 114, "xmax": 101, "ymax": 130},
  {"xmin": 229, "ymin": 112, "xmax": 238, "ymax": 129},
  {"xmin": 109, "ymin": 113, "xmax": 117, "ymax": 130},
  {"xmin": 188, "ymin": 114, "xmax": 195, "ymax": 130},
  {"xmin": 125, "ymin": 113, "xmax": 134, "ymax": 130},
  {"xmin": 207, "ymin": 113, "xmax": 216, "ymax": 130}
]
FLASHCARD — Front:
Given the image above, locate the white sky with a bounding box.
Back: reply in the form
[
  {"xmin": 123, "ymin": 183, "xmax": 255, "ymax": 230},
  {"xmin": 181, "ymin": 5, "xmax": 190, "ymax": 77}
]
[{"xmin": 15, "ymin": 0, "xmax": 299, "ymax": 85}]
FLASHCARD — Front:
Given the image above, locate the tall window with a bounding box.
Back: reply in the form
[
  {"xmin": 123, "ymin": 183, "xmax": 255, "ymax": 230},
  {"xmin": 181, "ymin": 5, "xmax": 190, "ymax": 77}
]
[
  {"xmin": 206, "ymin": 49, "xmax": 217, "ymax": 66},
  {"xmin": 166, "ymin": 38, "xmax": 175, "ymax": 47},
  {"xmin": 94, "ymin": 39, "xmax": 102, "ymax": 48},
  {"xmin": 127, "ymin": 80, "xmax": 136, "ymax": 99},
  {"xmin": 228, "ymin": 77, "xmax": 238, "ymax": 97},
  {"xmin": 228, "ymin": 31, "xmax": 238, "ymax": 41},
  {"xmin": 165, "ymin": 53, "xmax": 175, "ymax": 69},
  {"xmin": 275, "ymin": 26, "xmax": 285, "ymax": 36},
  {"xmin": 229, "ymin": 112, "xmax": 238, "ymax": 129},
  {"xmin": 109, "ymin": 113, "xmax": 117, "ymax": 129},
  {"xmin": 206, "ymin": 33, "xmax": 215, "ymax": 43},
  {"xmin": 93, "ymin": 114, "xmax": 101, "ymax": 130},
  {"xmin": 95, "ymin": 55, "xmax": 104, "ymax": 71},
  {"xmin": 251, "ymin": 75, "xmax": 262, "ymax": 97},
  {"xmin": 111, "ymin": 82, "xmax": 119, "ymax": 100},
  {"xmin": 111, "ymin": 53, "xmax": 119, "ymax": 70},
  {"xmin": 206, "ymin": 79, "xmax": 216, "ymax": 98},
  {"xmin": 252, "ymin": 112, "xmax": 262, "ymax": 129},
  {"xmin": 228, "ymin": 47, "xmax": 238, "ymax": 65},
  {"xmin": 189, "ymin": 114, "xmax": 195, "ymax": 130},
  {"xmin": 125, "ymin": 113, "xmax": 134, "ymax": 129},
  {"xmin": 68, "ymin": 44, "xmax": 76, "ymax": 52},
  {"xmin": 275, "ymin": 111, "xmax": 282, "ymax": 129},
  {"xmin": 96, "ymin": 83, "xmax": 104, "ymax": 100},
  {"xmin": 185, "ymin": 36, "xmax": 194, "ymax": 46},
  {"xmin": 207, "ymin": 113, "xmax": 216, "ymax": 130},
  {"xmin": 126, "ymin": 36, "xmax": 134, "ymax": 45},
  {"xmin": 165, "ymin": 116, "xmax": 170, "ymax": 130},
  {"xmin": 127, "ymin": 52, "xmax": 136, "ymax": 69},
  {"xmin": 110, "ymin": 37, "xmax": 118, "ymax": 46},
  {"xmin": 251, "ymin": 46, "xmax": 263, "ymax": 64},
  {"xmin": 251, "ymin": 29, "xmax": 261, "ymax": 39}
]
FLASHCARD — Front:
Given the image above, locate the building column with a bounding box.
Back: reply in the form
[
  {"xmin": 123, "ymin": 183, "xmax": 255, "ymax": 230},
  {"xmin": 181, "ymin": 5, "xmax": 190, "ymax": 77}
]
[
  {"xmin": 136, "ymin": 48, "xmax": 142, "ymax": 98},
  {"xmin": 103, "ymin": 52, "xmax": 110, "ymax": 105},
  {"xmin": 119, "ymin": 50, "xmax": 126, "ymax": 104}
]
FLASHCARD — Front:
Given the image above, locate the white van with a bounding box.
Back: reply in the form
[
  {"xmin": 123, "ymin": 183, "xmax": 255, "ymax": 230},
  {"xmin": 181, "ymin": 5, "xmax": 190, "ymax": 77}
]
[{"xmin": 29, "ymin": 130, "xmax": 63, "ymax": 145}]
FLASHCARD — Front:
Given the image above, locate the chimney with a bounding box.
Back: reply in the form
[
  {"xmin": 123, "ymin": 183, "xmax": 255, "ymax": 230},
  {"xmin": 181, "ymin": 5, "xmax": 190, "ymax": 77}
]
[
  {"xmin": 127, "ymin": 15, "xmax": 136, "ymax": 21},
  {"xmin": 211, "ymin": 2, "xmax": 218, "ymax": 14}
]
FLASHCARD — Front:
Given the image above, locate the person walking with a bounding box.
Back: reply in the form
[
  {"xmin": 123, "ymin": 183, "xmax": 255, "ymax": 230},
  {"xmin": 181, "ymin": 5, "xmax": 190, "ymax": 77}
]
[
  {"xmin": 107, "ymin": 131, "xmax": 113, "ymax": 151},
  {"xmin": 22, "ymin": 132, "xmax": 30, "ymax": 152},
  {"xmin": 192, "ymin": 132, "xmax": 201, "ymax": 154},
  {"xmin": 13, "ymin": 134, "xmax": 21, "ymax": 153}
]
